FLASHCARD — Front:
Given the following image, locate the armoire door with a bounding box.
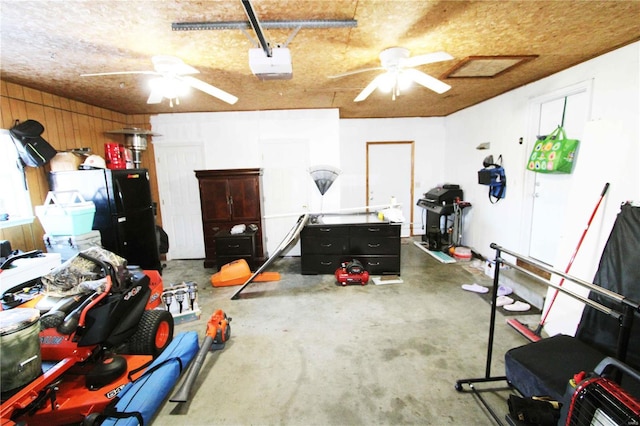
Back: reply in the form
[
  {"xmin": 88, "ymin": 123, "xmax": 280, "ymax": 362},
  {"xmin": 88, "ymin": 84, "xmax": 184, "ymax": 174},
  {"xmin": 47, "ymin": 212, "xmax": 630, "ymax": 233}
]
[
  {"xmin": 200, "ymin": 177, "xmax": 232, "ymax": 223},
  {"xmin": 228, "ymin": 176, "xmax": 261, "ymax": 222}
]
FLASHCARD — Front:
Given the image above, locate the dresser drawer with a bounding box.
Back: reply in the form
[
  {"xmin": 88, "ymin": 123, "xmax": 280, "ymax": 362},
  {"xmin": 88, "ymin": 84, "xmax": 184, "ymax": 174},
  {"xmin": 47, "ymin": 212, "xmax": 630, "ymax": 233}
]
[
  {"xmin": 352, "ymin": 256, "xmax": 400, "ymax": 275},
  {"xmin": 215, "ymin": 237, "xmax": 253, "ymax": 255},
  {"xmin": 301, "ymin": 255, "xmax": 344, "ymax": 274},
  {"xmin": 349, "ymin": 237, "xmax": 400, "ymax": 255},
  {"xmin": 301, "ymin": 226, "xmax": 348, "ymax": 238},
  {"xmin": 214, "ymin": 230, "xmax": 256, "ymax": 255},
  {"xmin": 349, "ymin": 224, "xmax": 400, "ymax": 238},
  {"xmin": 301, "ymin": 236, "xmax": 348, "ymax": 255}
]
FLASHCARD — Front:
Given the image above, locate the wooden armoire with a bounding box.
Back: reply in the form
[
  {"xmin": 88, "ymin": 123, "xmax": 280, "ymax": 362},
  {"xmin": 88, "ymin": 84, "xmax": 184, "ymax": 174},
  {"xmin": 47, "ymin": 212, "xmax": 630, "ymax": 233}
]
[{"xmin": 195, "ymin": 169, "xmax": 265, "ymax": 268}]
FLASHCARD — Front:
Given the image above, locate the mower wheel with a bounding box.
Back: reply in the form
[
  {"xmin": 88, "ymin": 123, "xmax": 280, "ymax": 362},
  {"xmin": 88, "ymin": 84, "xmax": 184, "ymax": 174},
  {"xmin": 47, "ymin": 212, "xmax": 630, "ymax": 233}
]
[
  {"xmin": 83, "ymin": 413, "xmax": 100, "ymax": 426},
  {"xmin": 128, "ymin": 310, "xmax": 174, "ymax": 357}
]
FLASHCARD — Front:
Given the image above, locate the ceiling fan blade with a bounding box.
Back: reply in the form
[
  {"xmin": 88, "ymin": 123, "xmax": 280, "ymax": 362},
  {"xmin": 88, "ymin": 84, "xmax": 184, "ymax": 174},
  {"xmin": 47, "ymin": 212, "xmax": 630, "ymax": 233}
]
[
  {"xmin": 152, "ymin": 55, "xmax": 199, "ymax": 75},
  {"xmin": 354, "ymin": 74, "xmax": 388, "ymax": 102},
  {"xmin": 147, "ymin": 88, "xmax": 164, "ymax": 104},
  {"xmin": 328, "ymin": 66, "xmax": 384, "ymax": 79},
  {"xmin": 180, "ymin": 76, "xmax": 238, "ymax": 105},
  {"xmin": 403, "ymin": 69, "xmax": 451, "ymax": 94},
  {"xmin": 80, "ymin": 71, "xmax": 158, "ymax": 77},
  {"xmin": 402, "ymin": 51, "xmax": 454, "ymax": 68},
  {"xmin": 174, "ymin": 64, "xmax": 199, "ymax": 75}
]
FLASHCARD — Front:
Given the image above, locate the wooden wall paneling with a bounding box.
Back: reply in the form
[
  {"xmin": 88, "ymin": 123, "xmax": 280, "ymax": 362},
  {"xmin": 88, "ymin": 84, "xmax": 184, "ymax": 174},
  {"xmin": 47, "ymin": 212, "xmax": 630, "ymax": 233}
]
[
  {"xmin": 61, "ymin": 109, "xmax": 76, "ymax": 150},
  {"xmin": 43, "ymin": 107, "xmax": 61, "ymax": 148},
  {"xmin": 25, "ymin": 100, "xmax": 47, "ymax": 147},
  {"xmin": 51, "ymin": 109, "xmax": 67, "ymax": 150},
  {"xmin": 0, "ymin": 80, "xmax": 161, "ymax": 253},
  {"xmin": 25, "ymin": 99, "xmax": 46, "ymax": 126},
  {"xmin": 23, "ymin": 87, "xmax": 43, "ymax": 105},
  {"xmin": 5, "ymin": 82, "xmax": 24, "ymax": 100},
  {"xmin": 41, "ymin": 92, "xmax": 54, "ymax": 107},
  {"xmin": 58, "ymin": 96, "xmax": 71, "ymax": 111},
  {"xmin": 96, "ymin": 116, "xmax": 108, "ymax": 145},
  {"xmin": 71, "ymin": 99, "xmax": 88, "ymax": 116},
  {"xmin": 50, "ymin": 94, "xmax": 62, "ymax": 110},
  {"xmin": 94, "ymin": 117, "xmax": 104, "ymax": 153},
  {"xmin": 8, "ymin": 97, "xmax": 27, "ymax": 124},
  {"xmin": 83, "ymin": 114, "xmax": 94, "ymax": 147},
  {"xmin": 76, "ymin": 114, "xmax": 92, "ymax": 150},
  {"xmin": 1, "ymin": 226, "xmax": 31, "ymax": 253},
  {"xmin": 0, "ymin": 96, "xmax": 6, "ymax": 127},
  {"xmin": 92, "ymin": 115, "xmax": 102, "ymax": 148},
  {"xmin": 0, "ymin": 80, "xmax": 132, "ymax": 251},
  {"xmin": 70, "ymin": 113, "xmax": 80, "ymax": 148},
  {"xmin": 96, "ymin": 115, "xmax": 108, "ymax": 138}
]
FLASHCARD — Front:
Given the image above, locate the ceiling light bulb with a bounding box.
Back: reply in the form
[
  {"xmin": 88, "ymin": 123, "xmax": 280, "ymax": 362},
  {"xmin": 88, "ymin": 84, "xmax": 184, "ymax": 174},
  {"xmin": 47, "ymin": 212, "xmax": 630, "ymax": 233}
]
[
  {"xmin": 149, "ymin": 77, "xmax": 189, "ymax": 100},
  {"xmin": 397, "ymin": 71, "xmax": 413, "ymax": 91},
  {"xmin": 378, "ymin": 72, "xmax": 395, "ymax": 93},
  {"xmin": 149, "ymin": 77, "xmax": 164, "ymax": 91}
]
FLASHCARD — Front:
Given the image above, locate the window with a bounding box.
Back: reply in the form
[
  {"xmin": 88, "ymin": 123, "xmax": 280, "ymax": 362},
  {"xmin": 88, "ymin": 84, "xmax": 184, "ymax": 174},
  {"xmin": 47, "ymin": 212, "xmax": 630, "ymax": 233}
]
[{"xmin": 0, "ymin": 129, "xmax": 34, "ymax": 228}]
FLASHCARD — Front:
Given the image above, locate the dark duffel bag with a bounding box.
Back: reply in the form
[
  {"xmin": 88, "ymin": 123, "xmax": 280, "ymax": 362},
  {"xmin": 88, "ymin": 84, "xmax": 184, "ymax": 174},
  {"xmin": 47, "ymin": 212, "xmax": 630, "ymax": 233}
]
[{"xmin": 9, "ymin": 119, "xmax": 57, "ymax": 167}]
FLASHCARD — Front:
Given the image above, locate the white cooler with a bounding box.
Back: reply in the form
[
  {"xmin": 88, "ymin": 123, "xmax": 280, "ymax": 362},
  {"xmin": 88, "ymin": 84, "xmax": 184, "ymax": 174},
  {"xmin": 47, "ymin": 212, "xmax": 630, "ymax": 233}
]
[
  {"xmin": 43, "ymin": 230, "xmax": 102, "ymax": 261},
  {"xmin": 0, "ymin": 253, "xmax": 61, "ymax": 294}
]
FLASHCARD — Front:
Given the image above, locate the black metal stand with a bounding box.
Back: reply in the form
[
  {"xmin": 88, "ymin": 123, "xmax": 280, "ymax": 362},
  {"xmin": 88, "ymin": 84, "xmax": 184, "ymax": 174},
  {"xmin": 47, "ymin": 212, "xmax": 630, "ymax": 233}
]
[
  {"xmin": 454, "ymin": 246, "xmax": 511, "ymax": 425},
  {"xmin": 454, "ymin": 242, "xmax": 640, "ymax": 426}
]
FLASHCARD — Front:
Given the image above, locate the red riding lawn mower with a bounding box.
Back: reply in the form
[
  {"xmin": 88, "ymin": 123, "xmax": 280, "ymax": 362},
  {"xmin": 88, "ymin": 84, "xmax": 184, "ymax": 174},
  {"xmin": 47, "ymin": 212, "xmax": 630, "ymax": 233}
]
[{"xmin": 0, "ymin": 249, "xmax": 173, "ymax": 426}]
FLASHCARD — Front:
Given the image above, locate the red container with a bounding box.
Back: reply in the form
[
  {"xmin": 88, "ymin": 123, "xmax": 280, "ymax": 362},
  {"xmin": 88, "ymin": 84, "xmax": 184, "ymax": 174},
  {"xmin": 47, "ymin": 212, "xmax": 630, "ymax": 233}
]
[
  {"xmin": 121, "ymin": 146, "xmax": 134, "ymax": 169},
  {"xmin": 104, "ymin": 143, "xmax": 125, "ymax": 169}
]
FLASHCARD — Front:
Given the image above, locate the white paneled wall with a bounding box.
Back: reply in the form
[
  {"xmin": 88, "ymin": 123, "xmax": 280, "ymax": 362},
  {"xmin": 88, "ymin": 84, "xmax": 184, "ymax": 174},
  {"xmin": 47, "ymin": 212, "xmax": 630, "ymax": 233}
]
[
  {"xmin": 151, "ymin": 109, "xmax": 340, "ymax": 258},
  {"xmin": 444, "ymin": 42, "xmax": 640, "ymax": 335},
  {"xmin": 339, "ymin": 117, "xmax": 447, "ymax": 234}
]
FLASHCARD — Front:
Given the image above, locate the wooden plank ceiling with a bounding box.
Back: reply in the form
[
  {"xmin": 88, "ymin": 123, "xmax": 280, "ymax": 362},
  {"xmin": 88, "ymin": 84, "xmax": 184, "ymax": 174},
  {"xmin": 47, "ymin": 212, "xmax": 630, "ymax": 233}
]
[{"xmin": 1, "ymin": 0, "xmax": 639, "ymax": 119}]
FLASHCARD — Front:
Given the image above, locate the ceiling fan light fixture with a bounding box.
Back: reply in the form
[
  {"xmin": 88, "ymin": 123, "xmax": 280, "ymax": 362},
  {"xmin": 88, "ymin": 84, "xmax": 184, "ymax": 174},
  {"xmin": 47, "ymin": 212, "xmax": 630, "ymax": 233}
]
[
  {"xmin": 397, "ymin": 71, "xmax": 413, "ymax": 91},
  {"xmin": 345, "ymin": 47, "xmax": 453, "ymax": 103},
  {"xmin": 377, "ymin": 73, "xmax": 396, "ymax": 93},
  {"xmin": 149, "ymin": 77, "xmax": 189, "ymax": 103},
  {"xmin": 82, "ymin": 55, "xmax": 238, "ymax": 106},
  {"xmin": 375, "ymin": 71, "xmax": 413, "ymax": 99}
]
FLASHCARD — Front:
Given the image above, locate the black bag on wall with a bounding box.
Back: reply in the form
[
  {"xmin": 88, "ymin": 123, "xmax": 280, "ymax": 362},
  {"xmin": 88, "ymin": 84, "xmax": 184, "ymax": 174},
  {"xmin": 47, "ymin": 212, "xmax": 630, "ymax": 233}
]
[{"xmin": 9, "ymin": 119, "xmax": 57, "ymax": 167}]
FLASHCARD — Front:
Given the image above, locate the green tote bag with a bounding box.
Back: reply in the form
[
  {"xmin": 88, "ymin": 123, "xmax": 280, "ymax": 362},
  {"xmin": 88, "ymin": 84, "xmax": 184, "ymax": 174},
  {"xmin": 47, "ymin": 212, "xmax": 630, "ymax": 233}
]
[{"xmin": 526, "ymin": 126, "xmax": 579, "ymax": 174}]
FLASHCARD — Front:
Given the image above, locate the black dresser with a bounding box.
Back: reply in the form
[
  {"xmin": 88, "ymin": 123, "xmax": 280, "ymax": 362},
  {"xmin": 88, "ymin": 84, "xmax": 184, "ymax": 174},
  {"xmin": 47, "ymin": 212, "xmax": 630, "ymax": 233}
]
[{"xmin": 300, "ymin": 214, "xmax": 401, "ymax": 275}]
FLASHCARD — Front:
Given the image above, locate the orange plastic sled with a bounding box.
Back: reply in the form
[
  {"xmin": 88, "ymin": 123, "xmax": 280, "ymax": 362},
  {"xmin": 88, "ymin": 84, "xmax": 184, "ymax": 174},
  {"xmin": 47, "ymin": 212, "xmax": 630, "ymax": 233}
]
[{"xmin": 211, "ymin": 259, "xmax": 281, "ymax": 287}]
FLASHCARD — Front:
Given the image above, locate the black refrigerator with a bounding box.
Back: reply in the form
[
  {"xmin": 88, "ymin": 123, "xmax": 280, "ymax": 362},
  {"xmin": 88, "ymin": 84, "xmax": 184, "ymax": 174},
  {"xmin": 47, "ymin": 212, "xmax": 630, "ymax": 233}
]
[{"xmin": 48, "ymin": 168, "xmax": 162, "ymax": 272}]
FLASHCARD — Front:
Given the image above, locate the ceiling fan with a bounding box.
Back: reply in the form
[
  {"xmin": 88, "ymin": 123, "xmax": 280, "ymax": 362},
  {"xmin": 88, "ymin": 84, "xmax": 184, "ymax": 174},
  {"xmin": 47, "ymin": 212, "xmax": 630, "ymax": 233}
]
[
  {"xmin": 81, "ymin": 55, "xmax": 238, "ymax": 107},
  {"xmin": 330, "ymin": 47, "xmax": 454, "ymax": 102}
]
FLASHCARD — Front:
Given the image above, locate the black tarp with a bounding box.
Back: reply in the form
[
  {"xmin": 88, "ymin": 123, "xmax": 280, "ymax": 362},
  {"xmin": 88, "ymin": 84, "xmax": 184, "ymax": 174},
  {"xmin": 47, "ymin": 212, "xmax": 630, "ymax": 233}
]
[{"xmin": 575, "ymin": 202, "xmax": 640, "ymax": 370}]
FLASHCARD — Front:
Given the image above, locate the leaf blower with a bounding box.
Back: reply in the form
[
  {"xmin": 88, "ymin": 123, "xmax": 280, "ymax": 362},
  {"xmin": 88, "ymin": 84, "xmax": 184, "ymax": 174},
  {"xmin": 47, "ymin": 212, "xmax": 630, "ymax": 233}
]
[{"xmin": 169, "ymin": 309, "xmax": 231, "ymax": 403}]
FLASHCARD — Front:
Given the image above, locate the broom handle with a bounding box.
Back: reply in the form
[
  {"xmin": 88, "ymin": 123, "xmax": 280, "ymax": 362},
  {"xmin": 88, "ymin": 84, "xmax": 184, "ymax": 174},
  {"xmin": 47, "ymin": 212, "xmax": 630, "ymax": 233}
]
[{"xmin": 537, "ymin": 183, "xmax": 609, "ymax": 329}]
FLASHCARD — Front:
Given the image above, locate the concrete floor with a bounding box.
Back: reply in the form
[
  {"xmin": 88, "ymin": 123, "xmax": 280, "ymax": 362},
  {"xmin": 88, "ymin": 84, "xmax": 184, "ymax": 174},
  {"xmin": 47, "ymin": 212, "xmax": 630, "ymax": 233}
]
[{"xmin": 152, "ymin": 238, "xmax": 535, "ymax": 425}]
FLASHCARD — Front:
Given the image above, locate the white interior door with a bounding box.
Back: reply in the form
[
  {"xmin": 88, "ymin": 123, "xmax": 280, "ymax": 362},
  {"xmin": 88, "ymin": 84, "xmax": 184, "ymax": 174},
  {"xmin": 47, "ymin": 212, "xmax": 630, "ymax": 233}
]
[
  {"xmin": 529, "ymin": 91, "xmax": 588, "ymax": 265},
  {"xmin": 367, "ymin": 142, "xmax": 414, "ymax": 237},
  {"xmin": 155, "ymin": 144, "xmax": 205, "ymax": 260},
  {"xmin": 261, "ymin": 139, "xmax": 310, "ymax": 257}
]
